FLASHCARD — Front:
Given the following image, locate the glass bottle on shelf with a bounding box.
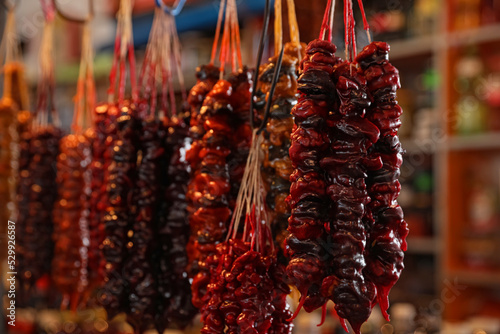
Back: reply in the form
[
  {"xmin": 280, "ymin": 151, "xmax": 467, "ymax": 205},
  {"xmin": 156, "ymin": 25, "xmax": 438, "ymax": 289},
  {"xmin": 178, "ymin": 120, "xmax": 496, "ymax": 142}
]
[{"xmin": 453, "ymin": 48, "xmax": 488, "ymax": 135}]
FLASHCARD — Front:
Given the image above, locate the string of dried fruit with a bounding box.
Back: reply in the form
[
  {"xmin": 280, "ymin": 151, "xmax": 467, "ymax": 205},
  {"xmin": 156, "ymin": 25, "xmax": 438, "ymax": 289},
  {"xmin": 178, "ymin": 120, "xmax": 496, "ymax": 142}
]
[
  {"xmin": 52, "ymin": 131, "xmax": 93, "ymax": 310},
  {"xmin": 286, "ymin": 37, "xmax": 339, "ymax": 316},
  {"xmin": 1, "ymin": 7, "xmax": 30, "ymax": 246},
  {"xmin": 321, "ymin": 59, "xmax": 380, "ymax": 332},
  {"xmin": 157, "ymin": 114, "xmax": 198, "ymax": 330},
  {"xmin": 89, "ymin": 103, "xmax": 119, "ymax": 290},
  {"xmin": 101, "ymin": 102, "xmax": 138, "ymax": 318},
  {"xmin": 100, "ymin": 0, "xmax": 139, "ymax": 318},
  {"xmin": 0, "ymin": 100, "xmax": 17, "ymax": 225},
  {"xmin": 356, "ymin": 41, "xmax": 409, "ymax": 320},
  {"xmin": 18, "ymin": 124, "xmax": 62, "ymax": 291},
  {"xmin": 137, "ymin": 12, "xmax": 198, "ymax": 330},
  {"xmin": 188, "ymin": 0, "xmax": 252, "ymax": 309},
  {"xmin": 16, "ymin": 5, "xmax": 62, "ymax": 300},
  {"xmin": 125, "ymin": 115, "xmax": 161, "ymax": 331},
  {"xmin": 258, "ymin": 21, "xmax": 304, "ymax": 260},
  {"xmin": 201, "ymin": 127, "xmax": 292, "ymax": 334}
]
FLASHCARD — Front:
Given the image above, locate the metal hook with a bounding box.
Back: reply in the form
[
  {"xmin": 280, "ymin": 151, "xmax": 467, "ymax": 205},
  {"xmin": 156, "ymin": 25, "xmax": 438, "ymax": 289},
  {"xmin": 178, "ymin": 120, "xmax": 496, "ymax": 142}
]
[
  {"xmin": 155, "ymin": 0, "xmax": 186, "ymax": 16},
  {"xmin": 256, "ymin": 45, "xmax": 284, "ymax": 135},
  {"xmin": 52, "ymin": 0, "xmax": 94, "ymax": 24},
  {"xmin": 249, "ymin": 0, "xmax": 272, "ymax": 130}
]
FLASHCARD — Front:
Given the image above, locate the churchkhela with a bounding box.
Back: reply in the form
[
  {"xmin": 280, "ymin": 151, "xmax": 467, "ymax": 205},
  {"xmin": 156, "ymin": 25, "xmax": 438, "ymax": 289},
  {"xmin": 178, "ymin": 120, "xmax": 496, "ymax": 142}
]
[{"xmin": 285, "ymin": 0, "xmax": 407, "ymax": 332}]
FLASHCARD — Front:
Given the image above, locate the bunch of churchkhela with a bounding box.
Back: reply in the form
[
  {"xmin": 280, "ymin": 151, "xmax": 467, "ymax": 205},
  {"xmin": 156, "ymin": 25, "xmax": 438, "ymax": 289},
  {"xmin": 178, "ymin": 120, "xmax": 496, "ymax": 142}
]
[{"xmin": 285, "ymin": 0, "xmax": 408, "ymax": 332}]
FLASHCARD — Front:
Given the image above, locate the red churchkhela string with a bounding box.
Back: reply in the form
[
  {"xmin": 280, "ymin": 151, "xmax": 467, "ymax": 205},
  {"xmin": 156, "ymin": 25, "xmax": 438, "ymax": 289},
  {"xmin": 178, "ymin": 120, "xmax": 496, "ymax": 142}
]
[
  {"xmin": 211, "ymin": 0, "xmax": 226, "ymax": 65},
  {"xmin": 356, "ymin": 0, "xmax": 369, "ymax": 32},
  {"xmin": 319, "ymin": 0, "xmax": 333, "ymax": 41},
  {"xmin": 350, "ymin": 0, "xmax": 356, "ymax": 61},
  {"xmin": 128, "ymin": 43, "xmax": 138, "ymax": 103},
  {"xmin": 107, "ymin": 34, "xmax": 121, "ymax": 100}
]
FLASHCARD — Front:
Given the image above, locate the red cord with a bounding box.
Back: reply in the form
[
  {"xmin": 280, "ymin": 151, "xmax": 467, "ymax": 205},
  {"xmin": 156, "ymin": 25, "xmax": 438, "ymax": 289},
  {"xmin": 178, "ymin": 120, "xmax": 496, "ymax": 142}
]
[
  {"xmin": 118, "ymin": 58, "xmax": 126, "ymax": 104},
  {"xmin": 210, "ymin": 0, "xmax": 226, "ymax": 65},
  {"xmin": 344, "ymin": 0, "xmax": 348, "ymax": 59},
  {"xmin": 128, "ymin": 43, "xmax": 138, "ymax": 103},
  {"xmin": 319, "ymin": 0, "xmax": 332, "ymax": 41},
  {"xmin": 287, "ymin": 292, "xmax": 307, "ymax": 322},
  {"xmin": 350, "ymin": 0, "xmax": 357, "ymax": 60},
  {"xmin": 356, "ymin": 0, "xmax": 370, "ymax": 32},
  {"xmin": 107, "ymin": 34, "xmax": 121, "ymax": 99}
]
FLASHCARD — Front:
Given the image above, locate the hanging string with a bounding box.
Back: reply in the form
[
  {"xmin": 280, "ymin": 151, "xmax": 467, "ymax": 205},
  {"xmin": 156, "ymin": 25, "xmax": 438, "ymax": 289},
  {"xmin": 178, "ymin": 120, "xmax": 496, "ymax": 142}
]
[
  {"xmin": 249, "ymin": 0, "xmax": 271, "ymax": 130},
  {"xmin": 286, "ymin": 0, "xmax": 300, "ymax": 45},
  {"xmin": 319, "ymin": 0, "xmax": 333, "ymax": 42},
  {"xmin": 344, "ymin": 0, "xmax": 349, "ymax": 61},
  {"xmin": 356, "ymin": 0, "xmax": 371, "ymax": 43},
  {"xmin": 108, "ymin": 0, "xmax": 137, "ymax": 104},
  {"xmin": 210, "ymin": 0, "xmax": 226, "ymax": 65},
  {"xmin": 349, "ymin": 0, "xmax": 357, "ymax": 61},
  {"xmin": 35, "ymin": 17, "xmax": 59, "ymax": 129},
  {"xmin": 274, "ymin": 0, "xmax": 282, "ymax": 55},
  {"xmin": 170, "ymin": 15, "xmax": 187, "ymax": 101},
  {"xmin": 231, "ymin": 0, "xmax": 243, "ymax": 70},
  {"xmin": 329, "ymin": 0, "xmax": 336, "ymax": 43},
  {"xmin": 72, "ymin": 21, "xmax": 95, "ymax": 133}
]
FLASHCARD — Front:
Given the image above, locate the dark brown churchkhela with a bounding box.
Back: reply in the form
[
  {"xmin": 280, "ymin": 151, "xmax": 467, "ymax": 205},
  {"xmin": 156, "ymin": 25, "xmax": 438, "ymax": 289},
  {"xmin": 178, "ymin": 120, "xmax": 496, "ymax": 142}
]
[
  {"xmin": 125, "ymin": 111, "xmax": 161, "ymax": 331},
  {"xmin": 17, "ymin": 125, "xmax": 62, "ymax": 294},
  {"xmin": 89, "ymin": 103, "xmax": 119, "ymax": 289},
  {"xmin": 286, "ymin": 38, "xmax": 339, "ymax": 313},
  {"xmin": 356, "ymin": 41, "xmax": 409, "ymax": 320},
  {"xmin": 52, "ymin": 132, "xmax": 93, "ymax": 310},
  {"xmin": 156, "ymin": 113, "xmax": 198, "ymax": 330},
  {"xmin": 321, "ymin": 61, "xmax": 379, "ymax": 332},
  {"xmin": 101, "ymin": 103, "xmax": 138, "ymax": 318}
]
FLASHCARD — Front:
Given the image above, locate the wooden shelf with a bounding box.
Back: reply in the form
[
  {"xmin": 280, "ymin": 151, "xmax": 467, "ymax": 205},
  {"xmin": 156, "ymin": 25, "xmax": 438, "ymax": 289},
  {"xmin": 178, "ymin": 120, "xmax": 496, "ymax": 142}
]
[
  {"xmin": 401, "ymin": 138, "xmax": 436, "ymax": 154},
  {"xmin": 446, "ymin": 270, "xmax": 500, "ymax": 288},
  {"xmin": 448, "ymin": 23, "xmax": 500, "ymax": 47},
  {"xmin": 446, "ymin": 133, "xmax": 500, "ymax": 151},
  {"xmin": 406, "ymin": 237, "xmax": 438, "ymax": 255},
  {"xmin": 388, "ymin": 35, "xmax": 436, "ymax": 60}
]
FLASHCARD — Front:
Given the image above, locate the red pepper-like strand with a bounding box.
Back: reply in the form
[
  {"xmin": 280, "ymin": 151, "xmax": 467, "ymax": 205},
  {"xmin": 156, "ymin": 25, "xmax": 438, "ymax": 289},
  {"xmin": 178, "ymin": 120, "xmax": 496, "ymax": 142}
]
[
  {"xmin": 101, "ymin": 103, "xmax": 138, "ymax": 319},
  {"xmin": 356, "ymin": 41, "xmax": 409, "ymax": 321},
  {"xmin": 52, "ymin": 132, "xmax": 92, "ymax": 311}
]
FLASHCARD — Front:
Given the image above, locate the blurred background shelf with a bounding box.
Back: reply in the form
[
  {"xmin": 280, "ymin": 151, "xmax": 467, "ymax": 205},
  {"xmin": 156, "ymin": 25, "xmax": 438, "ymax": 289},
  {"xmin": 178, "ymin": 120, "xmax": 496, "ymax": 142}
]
[
  {"xmin": 406, "ymin": 237, "xmax": 438, "ymax": 255},
  {"xmin": 447, "ymin": 133, "xmax": 500, "ymax": 151}
]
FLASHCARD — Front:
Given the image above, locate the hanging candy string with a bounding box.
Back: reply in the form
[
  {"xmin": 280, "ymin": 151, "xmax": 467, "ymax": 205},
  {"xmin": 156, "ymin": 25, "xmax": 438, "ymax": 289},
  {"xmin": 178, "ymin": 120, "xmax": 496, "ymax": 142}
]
[
  {"xmin": 35, "ymin": 0, "xmax": 59, "ymax": 129},
  {"xmin": 230, "ymin": 0, "xmax": 243, "ymax": 70},
  {"xmin": 249, "ymin": 0, "xmax": 271, "ymax": 130},
  {"xmin": 319, "ymin": 0, "xmax": 333, "ymax": 41},
  {"xmin": 286, "ymin": 0, "xmax": 300, "ymax": 45},
  {"xmin": 274, "ymin": 0, "xmax": 282, "ymax": 55},
  {"xmin": 356, "ymin": 0, "xmax": 371, "ymax": 43},
  {"xmin": 210, "ymin": 0, "xmax": 226, "ymax": 65},
  {"xmin": 72, "ymin": 21, "xmax": 95, "ymax": 133},
  {"xmin": 107, "ymin": 0, "xmax": 138, "ymax": 104}
]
